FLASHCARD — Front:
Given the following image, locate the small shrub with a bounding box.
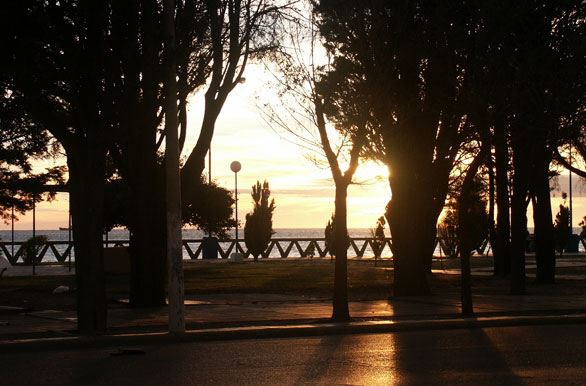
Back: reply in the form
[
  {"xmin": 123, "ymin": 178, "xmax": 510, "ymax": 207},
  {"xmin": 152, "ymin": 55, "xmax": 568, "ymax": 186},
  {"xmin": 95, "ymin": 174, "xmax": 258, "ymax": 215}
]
[
  {"xmin": 324, "ymin": 214, "xmax": 349, "ymax": 258},
  {"xmin": 303, "ymin": 242, "xmax": 315, "ymax": 258},
  {"xmin": 22, "ymin": 235, "xmax": 48, "ymax": 265},
  {"xmin": 438, "ymin": 210, "xmax": 459, "ymax": 259}
]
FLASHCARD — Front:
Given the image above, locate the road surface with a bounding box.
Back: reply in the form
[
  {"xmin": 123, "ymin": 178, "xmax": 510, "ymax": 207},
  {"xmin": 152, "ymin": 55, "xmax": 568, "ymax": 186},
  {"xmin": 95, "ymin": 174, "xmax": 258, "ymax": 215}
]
[{"xmin": 2, "ymin": 324, "xmax": 586, "ymax": 385}]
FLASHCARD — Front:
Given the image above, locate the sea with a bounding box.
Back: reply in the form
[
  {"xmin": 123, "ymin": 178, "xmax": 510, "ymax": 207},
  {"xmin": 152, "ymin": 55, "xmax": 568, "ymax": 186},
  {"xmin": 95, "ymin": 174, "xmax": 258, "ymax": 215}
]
[{"xmin": 1, "ymin": 227, "xmax": 583, "ymax": 263}]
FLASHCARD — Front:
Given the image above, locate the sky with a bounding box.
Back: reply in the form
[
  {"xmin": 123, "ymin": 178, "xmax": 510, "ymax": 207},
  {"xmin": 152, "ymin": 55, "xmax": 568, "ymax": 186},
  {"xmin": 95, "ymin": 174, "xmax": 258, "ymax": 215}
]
[
  {"xmin": 2, "ymin": 64, "xmax": 392, "ymax": 231},
  {"xmin": 2, "ymin": 64, "xmax": 586, "ymax": 231}
]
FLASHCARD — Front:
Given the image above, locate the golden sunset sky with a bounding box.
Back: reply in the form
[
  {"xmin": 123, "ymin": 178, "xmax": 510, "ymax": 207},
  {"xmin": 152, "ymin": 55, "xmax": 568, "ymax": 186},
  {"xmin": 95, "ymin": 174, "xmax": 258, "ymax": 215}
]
[
  {"xmin": 2, "ymin": 64, "xmax": 392, "ymax": 230},
  {"xmin": 2, "ymin": 64, "xmax": 585, "ymax": 231}
]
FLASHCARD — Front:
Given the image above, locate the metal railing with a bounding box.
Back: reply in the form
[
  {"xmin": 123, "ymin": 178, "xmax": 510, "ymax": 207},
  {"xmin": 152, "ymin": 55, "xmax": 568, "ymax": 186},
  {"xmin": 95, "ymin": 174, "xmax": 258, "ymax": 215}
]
[
  {"xmin": 0, "ymin": 240, "xmax": 74, "ymax": 265},
  {"xmin": 183, "ymin": 238, "xmax": 394, "ymax": 259},
  {"xmin": 0, "ymin": 237, "xmax": 396, "ymax": 264}
]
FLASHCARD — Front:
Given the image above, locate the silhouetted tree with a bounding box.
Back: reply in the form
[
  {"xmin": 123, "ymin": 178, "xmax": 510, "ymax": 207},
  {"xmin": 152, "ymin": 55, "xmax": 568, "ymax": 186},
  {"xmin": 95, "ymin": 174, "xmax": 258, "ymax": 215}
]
[
  {"xmin": 244, "ymin": 180, "xmax": 276, "ymax": 261},
  {"xmin": 315, "ymin": 1, "xmax": 476, "ymax": 295},
  {"xmin": 163, "ymin": 0, "xmax": 185, "ymax": 333},
  {"xmin": 183, "ymin": 176, "xmax": 236, "ymax": 239},
  {"xmin": 105, "ymin": 0, "xmax": 168, "ymax": 308},
  {"xmin": 0, "ymin": 102, "xmax": 65, "ymax": 222},
  {"xmin": 260, "ymin": 9, "xmax": 366, "ymax": 321},
  {"xmin": 497, "ymin": 2, "xmax": 585, "ymax": 290},
  {"xmin": 109, "ymin": 0, "xmax": 282, "ymax": 307},
  {"xmin": 3, "ymin": 0, "xmax": 117, "ymax": 332},
  {"xmin": 181, "ymin": 0, "xmax": 283, "ymax": 194},
  {"xmin": 103, "ymin": 0, "xmax": 218, "ymax": 308},
  {"xmin": 457, "ymin": 150, "xmax": 488, "ymax": 316}
]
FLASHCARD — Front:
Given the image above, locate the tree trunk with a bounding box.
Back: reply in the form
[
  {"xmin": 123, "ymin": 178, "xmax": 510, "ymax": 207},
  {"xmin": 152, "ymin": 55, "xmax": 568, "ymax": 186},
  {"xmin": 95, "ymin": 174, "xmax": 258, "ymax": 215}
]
[
  {"xmin": 164, "ymin": 0, "xmax": 185, "ymax": 334},
  {"xmin": 68, "ymin": 146, "xmax": 107, "ymax": 334},
  {"xmin": 493, "ymin": 122, "xmax": 511, "ymax": 276},
  {"xmin": 383, "ymin": 118, "xmax": 452, "ymax": 295},
  {"xmin": 123, "ymin": 126, "xmax": 166, "ymax": 307},
  {"xmin": 127, "ymin": 0, "xmax": 167, "ymax": 308},
  {"xmin": 510, "ymin": 140, "xmax": 530, "ymax": 295},
  {"xmin": 457, "ymin": 150, "xmax": 486, "ymax": 317},
  {"xmin": 180, "ymin": 101, "xmax": 222, "ymax": 193},
  {"xmin": 386, "ymin": 180, "xmax": 432, "ymax": 296},
  {"xmin": 128, "ymin": 182, "xmax": 167, "ymax": 307},
  {"xmin": 331, "ymin": 183, "xmax": 350, "ymax": 321},
  {"xmin": 532, "ymin": 142, "xmax": 556, "ymax": 284},
  {"xmin": 487, "ymin": 142, "xmax": 497, "ymax": 260}
]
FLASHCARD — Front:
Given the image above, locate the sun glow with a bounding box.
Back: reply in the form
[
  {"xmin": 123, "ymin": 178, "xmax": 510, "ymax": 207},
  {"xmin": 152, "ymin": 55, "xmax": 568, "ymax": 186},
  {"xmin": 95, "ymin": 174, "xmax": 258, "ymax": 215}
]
[{"xmin": 353, "ymin": 161, "xmax": 389, "ymax": 184}]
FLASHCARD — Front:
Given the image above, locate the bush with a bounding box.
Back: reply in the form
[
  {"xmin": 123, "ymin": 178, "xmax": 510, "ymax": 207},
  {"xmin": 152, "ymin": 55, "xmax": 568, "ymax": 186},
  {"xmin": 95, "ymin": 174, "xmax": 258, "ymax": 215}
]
[
  {"xmin": 22, "ymin": 235, "xmax": 48, "ymax": 265},
  {"xmin": 303, "ymin": 242, "xmax": 315, "ymax": 258},
  {"xmin": 183, "ymin": 175, "xmax": 236, "ymax": 240},
  {"xmin": 438, "ymin": 210, "xmax": 459, "ymax": 259},
  {"xmin": 440, "ymin": 176, "xmax": 489, "ymax": 258}
]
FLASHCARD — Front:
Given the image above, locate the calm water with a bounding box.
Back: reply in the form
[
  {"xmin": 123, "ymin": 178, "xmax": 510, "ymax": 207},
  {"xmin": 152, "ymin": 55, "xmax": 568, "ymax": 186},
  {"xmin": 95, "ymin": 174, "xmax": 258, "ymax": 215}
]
[{"xmin": 0, "ymin": 228, "xmax": 382, "ymax": 242}]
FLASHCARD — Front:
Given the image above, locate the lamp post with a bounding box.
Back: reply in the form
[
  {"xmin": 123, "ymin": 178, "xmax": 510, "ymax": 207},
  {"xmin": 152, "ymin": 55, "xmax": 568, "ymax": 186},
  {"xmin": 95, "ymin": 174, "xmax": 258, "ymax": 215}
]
[
  {"xmin": 32, "ymin": 196, "xmax": 36, "ymax": 276},
  {"xmin": 569, "ymin": 144, "xmax": 573, "ymax": 233},
  {"xmin": 230, "ymin": 161, "xmax": 242, "ymax": 259}
]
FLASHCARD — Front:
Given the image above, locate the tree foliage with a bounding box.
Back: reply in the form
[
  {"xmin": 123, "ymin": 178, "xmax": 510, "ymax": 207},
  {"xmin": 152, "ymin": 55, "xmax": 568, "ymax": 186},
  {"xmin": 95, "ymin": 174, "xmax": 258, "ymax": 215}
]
[
  {"xmin": 0, "ymin": 91, "xmax": 66, "ymax": 223},
  {"xmin": 3, "ymin": 0, "xmax": 119, "ymax": 332},
  {"xmin": 183, "ymin": 176, "xmax": 236, "ymax": 240},
  {"xmin": 315, "ymin": 0, "xmax": 477, "ymax": 295},
  {"xmin": 244, "ymin": 180, "xmax": 275, "ymax": 260},
  {"xmin": 181, "ymin": 0, "xmax": 285, "ymax": 192}
]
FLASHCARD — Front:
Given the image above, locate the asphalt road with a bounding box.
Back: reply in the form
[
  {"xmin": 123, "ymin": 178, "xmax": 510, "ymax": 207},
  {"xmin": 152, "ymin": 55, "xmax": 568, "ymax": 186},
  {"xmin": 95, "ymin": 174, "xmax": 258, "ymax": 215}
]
[{"xmin": 3, "ymin": 324, "xmax": 586, "ymax": 385}]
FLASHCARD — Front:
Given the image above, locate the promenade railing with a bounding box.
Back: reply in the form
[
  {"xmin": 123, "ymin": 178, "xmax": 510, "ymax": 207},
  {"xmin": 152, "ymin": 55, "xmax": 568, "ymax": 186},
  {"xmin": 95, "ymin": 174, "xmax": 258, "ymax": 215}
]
[{"xmin": 0, "ymin": 237, "xmax": 398, "ymax": 264}]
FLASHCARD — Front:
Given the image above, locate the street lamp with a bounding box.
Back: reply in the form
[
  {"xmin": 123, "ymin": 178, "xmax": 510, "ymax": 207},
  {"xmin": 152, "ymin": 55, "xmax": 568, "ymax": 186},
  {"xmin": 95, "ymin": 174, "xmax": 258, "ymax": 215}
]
[{"xmin": 230, "ymin": 160, "xmax": 243, "ymax": 261}]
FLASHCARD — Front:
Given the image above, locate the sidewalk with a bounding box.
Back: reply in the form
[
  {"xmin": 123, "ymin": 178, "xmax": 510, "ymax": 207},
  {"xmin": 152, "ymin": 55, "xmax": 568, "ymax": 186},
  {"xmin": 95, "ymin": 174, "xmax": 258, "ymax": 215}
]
[
  {"xmin": 2, "ymin": 287, "xmax": 586, "ymax": 349},
  {"xmin": 1, "ymin": 259, "xmax": 586, "ymax": 350}
]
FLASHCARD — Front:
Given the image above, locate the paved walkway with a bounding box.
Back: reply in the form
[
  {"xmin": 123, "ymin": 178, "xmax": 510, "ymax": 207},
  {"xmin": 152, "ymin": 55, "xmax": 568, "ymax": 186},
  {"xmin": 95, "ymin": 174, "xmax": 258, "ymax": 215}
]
[{"xmin": 1, "ymin": 258, "xmax": 586, "ymax": 349}]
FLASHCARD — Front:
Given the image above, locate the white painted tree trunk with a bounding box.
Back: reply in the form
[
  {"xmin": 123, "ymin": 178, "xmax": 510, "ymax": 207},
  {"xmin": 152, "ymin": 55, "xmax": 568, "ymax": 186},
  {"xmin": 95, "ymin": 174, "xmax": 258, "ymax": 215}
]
[{"xmin": 164, "ymin": 0, "xmax": 185, "ymax": 334}]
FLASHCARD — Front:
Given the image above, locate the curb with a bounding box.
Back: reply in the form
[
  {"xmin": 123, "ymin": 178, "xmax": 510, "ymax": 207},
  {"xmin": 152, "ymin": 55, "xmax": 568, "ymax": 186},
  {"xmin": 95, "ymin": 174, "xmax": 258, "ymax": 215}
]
[{"xmin": 2, "ymin": 313, "xmax": 586, "ymax": 353}]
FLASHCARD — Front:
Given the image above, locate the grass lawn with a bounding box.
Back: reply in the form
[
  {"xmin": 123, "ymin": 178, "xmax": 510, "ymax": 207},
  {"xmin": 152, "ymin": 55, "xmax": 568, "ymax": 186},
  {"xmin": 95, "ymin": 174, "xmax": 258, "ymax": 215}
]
[
  {"xmin": 1, "ymin": 255, "xmax": 584, "ymax": 311},
  {"xmin": 0, "ymin": 255, "xmax": 501, "ymax": 297},
  {"xmin": 181, "ymin": 259, "xmax": 393, "ymax": 295}
]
